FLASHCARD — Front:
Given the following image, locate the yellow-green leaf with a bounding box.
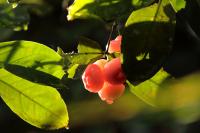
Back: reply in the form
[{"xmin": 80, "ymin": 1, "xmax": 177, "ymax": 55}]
[
  {"xmin": 127, "ymin": 69, "xmax": 170, "ymax": 106},
  {"xmin": 0, "ymin": 68, "xmax": 69, "ymax": 129},
  {"xmin": 67, "ymin": 0, "xmax": 154, "ymax": 21},
  {"xmin": 169, "ymin": 0, "xmax": 186, "ymax": 12},
  {"xmin": 0, "ymin": 41, "xmax": 65, "ymax": 88}
]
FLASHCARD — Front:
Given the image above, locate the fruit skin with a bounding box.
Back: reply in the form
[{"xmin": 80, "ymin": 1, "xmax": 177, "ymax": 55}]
[
  {"xmin": 104, "ymin": 58, "xmax": 126, "ymax": 85},
  {"xmin": 98, "ymin": 82, "xmax": 125, "ymax": 104},
  {"xmin": 115, "ymin": 35, "xmax": 122, "ymax": 41},
  {"xmin": 94, "ymin": 59, "xmax": 107, "ymax": 70},
  {"xmin": 108, "ymin": 35, "xmax": 122, "ymax": 53},
  {"xmin": 82, "ymin": 64, "xmax": 104, "ymax": 93}
]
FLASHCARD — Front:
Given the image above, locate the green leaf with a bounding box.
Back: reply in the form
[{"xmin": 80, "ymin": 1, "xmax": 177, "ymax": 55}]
[
  {"xmin": 63, "ymin": 37, "xmax": 103, "ymax": 67},
  {"xmin": 57, "ymin": 46, "xmax": 65, "ymax": 56},
  {"xmin": 0, "ymin": 41, "xmax": 65, "ymax": 87},
  {"xmin": 127, "ymin": 69, "xmax": 170, "ymax": 106},
  {"xmin": 169, "ymin": 0, "xmax": 186, "ymax": 12},
  {"xmin": 0, "ymin": 4, "xmax": 29, "ymax": 30},
  {"xmin": 67, "ymin": 0, "xmax": 154, "ymax": 21},
  {"xmin": 67, "ymin": 64, "xmax": 79, "ymax": 79},
  {"xmin": 78, "ymin": 37, "xmax": 102, "ymax": 53},
  {"xmin": 63, "ymin": 53, "xmax": 103, "ymax": 68},
  {"xmin": 122, "ymin": 0, "xmax": 175, "ymax": 84},
  {"xmin": 0, "ymin": 68, "xmax": 69, "ymax": 129},
  {"xmin": 62, "ymin": 37, "xmax": 103, "ymax": 78},
  {"xmin": 67, "ymin": 64, "xmax": 86, "ymax": 79}
]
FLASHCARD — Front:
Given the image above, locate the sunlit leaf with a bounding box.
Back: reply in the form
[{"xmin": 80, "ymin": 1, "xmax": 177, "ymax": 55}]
[
  {"xmin": 63, "ymin": 37, "xmax": 103, "ymax": 67},
  {"xmin": 63, "ymin": 53, "xmax": 103, "ymax": 68},
  {"xmin": 0, "ymin": 41, "xmax": 65, "ymax": 88},
  {"xmin": 127, "ymin": 69, "xmax": 170, "ymax": 106},
  {"xmin": 169, "ymin": 0, "xmax": 186, "ymax": 12},
  {"xmin": 67, "ymin": 64, "xmax": 79, "ymax": 79},
  {"xmin": 67, "ymin": 0, "xmax": 154, "ymax": 21},
  {"xmin": 122, "ymin": 0, "xmax": 175, "ymax": 84},
  {"xmin": 62, "ymin": 37, "xmax": 103, "ymax": 78},
  {"xmin": 78, "ymin": 37, "xmax": 102, "ymax": 53},
  {"xmin": 0, "ymin": 68, "xmax": 69, "ymax": 129}
]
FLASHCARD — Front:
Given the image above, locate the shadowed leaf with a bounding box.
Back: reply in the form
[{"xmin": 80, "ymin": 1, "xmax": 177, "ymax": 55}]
[
  {"xmin": 122, "ymin": 0, "xmax": 175, "ymax": 84},
  {"xmin": 0, "ymin": 4, "xmax": 29, "ymax": 30}
]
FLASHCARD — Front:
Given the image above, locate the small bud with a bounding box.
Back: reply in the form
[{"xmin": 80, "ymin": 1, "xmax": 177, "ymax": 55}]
[{"xmin": 108, "ymin": 35, "xmax": 122, "ymax": 53}]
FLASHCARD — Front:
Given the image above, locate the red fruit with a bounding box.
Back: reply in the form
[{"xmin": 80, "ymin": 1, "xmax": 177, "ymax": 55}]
[
  {"xmin": 82, "ymin": 64, "xmax": 104, "ymax": 93},
  {"xmin": 108, "ymin": 35, "xmax": 122, "ymax": 53},
  {"xmin": 115, "ymin": 35, "xmax": 122, "ymax": 41},
  {"xmin": 104, "ymin": 58, "xmax": 126, "ymax": 84},
  {"xmin": 98, "ymin": 82, "xmax": 125, "ymax": 104},
  {"xmin": 94, "ymin": 59, "xmax": 107, "ymax": 70}
]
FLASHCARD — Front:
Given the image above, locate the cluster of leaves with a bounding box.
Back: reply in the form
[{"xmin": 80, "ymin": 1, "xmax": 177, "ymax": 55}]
[{"xmin": 0, "ymin": 0, "xmax": 188, "ymax": 131}]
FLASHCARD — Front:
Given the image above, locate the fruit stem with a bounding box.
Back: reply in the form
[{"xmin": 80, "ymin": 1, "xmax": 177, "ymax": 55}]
[{"xmin": 105, "ymin": 21, "xmax": 116, "ymax": 54}]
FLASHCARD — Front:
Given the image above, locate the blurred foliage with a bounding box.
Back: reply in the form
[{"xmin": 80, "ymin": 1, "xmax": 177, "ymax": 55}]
[
  {"xmin": 20, "ymin": 0, "xmax": 53, "ymax": 16},
  {"xmin": 7, "ymin": 0, "xmax": 21, "ymax": 3},
  {"xmin": 0, "ymin": 4, "xmax": 29, "ymax": 30},
  {"xmin": 157, "ymin": 72, "xmax": 200, "ymax": 124},
  {"xmin": 0, "ymin": 0, "xmax": 6, "ymax": 4}
]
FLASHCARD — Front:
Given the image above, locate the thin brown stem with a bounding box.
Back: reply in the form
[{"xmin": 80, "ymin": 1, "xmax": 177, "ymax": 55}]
[{"xmin": 105, "ymin": 21, "xmax": 116, "ymax": 54}]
